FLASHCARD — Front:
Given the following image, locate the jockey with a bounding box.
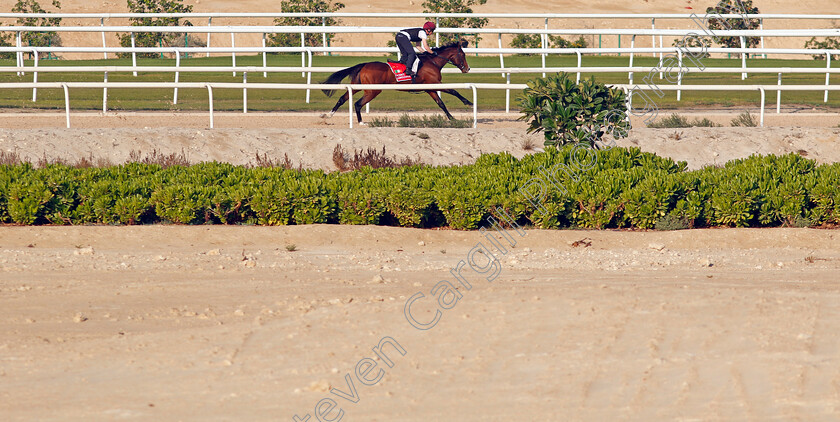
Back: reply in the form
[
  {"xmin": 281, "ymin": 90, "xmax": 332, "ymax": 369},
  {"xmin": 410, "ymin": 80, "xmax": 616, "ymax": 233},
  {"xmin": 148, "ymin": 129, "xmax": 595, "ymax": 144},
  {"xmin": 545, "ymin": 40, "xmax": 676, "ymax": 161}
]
[{"xmin": 395, "ymin": 21, "xmax": 436, "ymax": 77}]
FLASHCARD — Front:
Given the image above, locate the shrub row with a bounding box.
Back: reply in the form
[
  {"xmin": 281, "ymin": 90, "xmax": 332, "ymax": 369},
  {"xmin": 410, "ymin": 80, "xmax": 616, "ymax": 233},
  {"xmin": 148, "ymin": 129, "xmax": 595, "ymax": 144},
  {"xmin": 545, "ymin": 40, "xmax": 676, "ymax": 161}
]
[{"xmin": 1, "ymin": 147, "xmax": 838, "ymax": 229}]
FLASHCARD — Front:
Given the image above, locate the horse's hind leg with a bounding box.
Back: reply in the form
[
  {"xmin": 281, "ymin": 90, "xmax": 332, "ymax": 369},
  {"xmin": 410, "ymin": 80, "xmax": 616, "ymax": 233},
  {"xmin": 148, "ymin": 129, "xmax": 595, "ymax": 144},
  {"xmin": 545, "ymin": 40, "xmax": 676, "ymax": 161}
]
[
  {"xmin": 354, "ymin": 90, "xmax": 382, "ymax": 124},
  {"xmin": 325, "ymin": 92, "xmax": 349, "ymax": 118},
  {"xmin": 441, "ymin": 89, "xmax": 472, "ymax": 106},
  {"xmin": 427, "ymin": 91, "xmax": 454, "ymax": 120}
]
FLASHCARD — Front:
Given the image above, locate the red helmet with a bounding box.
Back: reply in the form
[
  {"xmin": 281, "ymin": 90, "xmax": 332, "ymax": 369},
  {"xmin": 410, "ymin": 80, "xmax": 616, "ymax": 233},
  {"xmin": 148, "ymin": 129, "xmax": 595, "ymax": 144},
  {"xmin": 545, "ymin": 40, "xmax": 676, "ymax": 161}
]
[{"xmin": 423, "ymin": 21, "xmax": 436, "ymax": 32}]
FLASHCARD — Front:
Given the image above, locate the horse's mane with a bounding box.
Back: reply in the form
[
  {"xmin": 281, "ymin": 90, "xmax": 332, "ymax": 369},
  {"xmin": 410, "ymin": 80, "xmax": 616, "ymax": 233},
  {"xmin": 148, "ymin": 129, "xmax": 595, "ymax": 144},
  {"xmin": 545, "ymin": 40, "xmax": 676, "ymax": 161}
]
[
  {"xmin": 417, "ymin": 42, "xmax": 464, "ymax": 59},
  {"xmin": 431, "ymin": 41, "xmax": 463, "ymax": 53}
]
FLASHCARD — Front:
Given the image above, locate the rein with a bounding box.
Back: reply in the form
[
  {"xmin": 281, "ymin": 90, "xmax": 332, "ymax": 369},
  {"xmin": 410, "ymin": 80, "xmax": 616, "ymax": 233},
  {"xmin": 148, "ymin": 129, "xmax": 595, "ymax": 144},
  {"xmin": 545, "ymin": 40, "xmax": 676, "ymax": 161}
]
[{"xmin": 423, "ymin": 49, "xmax": 466, "ymax": 72}]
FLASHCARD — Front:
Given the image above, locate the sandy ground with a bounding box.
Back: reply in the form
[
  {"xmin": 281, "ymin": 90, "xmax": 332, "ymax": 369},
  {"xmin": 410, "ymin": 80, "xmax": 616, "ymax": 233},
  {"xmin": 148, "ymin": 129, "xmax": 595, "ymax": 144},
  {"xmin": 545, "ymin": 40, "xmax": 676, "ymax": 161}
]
[
  {"xmin": 1, "ymin": 110, "xmax": 839, "ymax": 170},
  {"xmin": 1, "ymin": 226, "xmax": 840, "ymax": 421},
  {"xmin": 3, "ymin": 2, "xmax": 840, "ymax": 421}
]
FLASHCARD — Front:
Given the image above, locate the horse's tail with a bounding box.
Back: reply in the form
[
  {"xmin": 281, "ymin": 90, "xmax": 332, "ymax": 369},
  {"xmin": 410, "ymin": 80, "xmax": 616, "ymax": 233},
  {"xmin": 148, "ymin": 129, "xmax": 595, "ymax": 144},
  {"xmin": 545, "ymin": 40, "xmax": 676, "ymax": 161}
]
[{"xmin": 321, "ymin": 63, "xmax": 366, "ymax": 97}]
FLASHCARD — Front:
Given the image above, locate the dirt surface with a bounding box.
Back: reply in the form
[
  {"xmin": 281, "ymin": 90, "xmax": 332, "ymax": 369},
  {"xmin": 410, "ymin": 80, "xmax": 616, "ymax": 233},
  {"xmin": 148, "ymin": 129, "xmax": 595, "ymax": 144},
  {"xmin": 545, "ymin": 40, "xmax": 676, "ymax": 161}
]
[
  {"xmin": 3, "ymin": 1, "xmax": 840, "ymax": 421},
  {"xmin": 1, "ymin": 225, "xmax": 839, "ymax": 421},
  {"xmin": 1, "ymin": 110, "xmax": 839, "ymax": 170}
]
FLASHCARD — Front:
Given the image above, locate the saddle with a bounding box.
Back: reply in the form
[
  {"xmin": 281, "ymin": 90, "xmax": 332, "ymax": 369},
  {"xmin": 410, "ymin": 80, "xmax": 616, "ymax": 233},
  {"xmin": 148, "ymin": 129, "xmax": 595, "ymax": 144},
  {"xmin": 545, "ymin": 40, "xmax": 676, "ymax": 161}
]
[{"xmin": 386, "ymin": 61, "xmax": 413, "ymax": 83}]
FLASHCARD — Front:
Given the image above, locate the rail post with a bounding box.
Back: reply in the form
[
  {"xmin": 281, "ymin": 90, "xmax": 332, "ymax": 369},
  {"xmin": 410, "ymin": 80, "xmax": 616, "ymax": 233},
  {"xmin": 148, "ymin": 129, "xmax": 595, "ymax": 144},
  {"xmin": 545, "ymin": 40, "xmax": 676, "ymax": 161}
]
[
  {"xmin": 759, "ymin": 18, "xmax": 766, "ymax": 58},
  {"xmin": 825, "ymin": 50, "xmax": 831, "ymax": 102},
  {"xmin": 628, "ymin": 35, "xmax": 636, "ymax": 86},
  {"xmin": 540, "ymin": 31, "xmax": 546, "ymax": 78},
  {"xmin": 776, "ymin": 72, "xmax": 781, "ymax": 113},
  {"xmin": 131, "ymin": 32, "xmax": 137, "ymax": 77},
  {"xmin": 759, "ymin": 87, "xmax": 765, "ymax": 127},
  {"xmin": 651, "ymin": 18, "xmax": 656, "ymax": 57},
  {"xmin": 101, "ymin": 18, "xmax": 107, "ymax": 59},
  {"xmin": 498, "ymin": 33, "xmax": 506, "ymax": 79},
  {"xmin": 174, "ymin": 49, "xmax": 180, "ymax": 104},
  {"xmin": 677, "ymin": 49, "xmax": 683, "ymax": 101},
  {"xmin": 740, "ymin": 36, "xmax": 747, "ymax": 79},
  {"xmin": 231, "ymin": 33, "xmax": 237, "ymax": 76},
  {"xmin": 16, "ymin": 31, "xmax": 23, "ymax": 76},
  {"xmin": 322, "ymin": 17, "xmax": 327, "ymax": 55},
  {"xmin": 306, "ymin": 49, "xmax": 313, "ymax": 103},
  {"xmin": 262, "ymin": 33, "xmax": 268, "ymax": 77},
  {"xmin": 62, "ymin": 83, "xmax": 70, "ymax": 128},
  {"xmin": 103, "ymin": 71, "xmax": 108, "ymax": 113},
  {"xmin": 206, "ymin": 17, "xmax": 212, "ymax": 57},
  {"xmin": 32, "ymin": 49, "xmax": 38, "ymax": 101},
  {"xmin": 301, "ymin": 33, "xmax": 306, "ymax": 77},
  {"xmin": 347, "ymin": 86, "xmax": 354, "ymax": 128},
  {"xmin": 207, "ymin": 84, "xmax": 214, "ymax": 128},
  {"xmin": 471, "ymin": 84, "xmax": 478, "ymax": 128},
  {"xmin": 505, "ymin": 72, "xmax": 511, "ymax": 113}
]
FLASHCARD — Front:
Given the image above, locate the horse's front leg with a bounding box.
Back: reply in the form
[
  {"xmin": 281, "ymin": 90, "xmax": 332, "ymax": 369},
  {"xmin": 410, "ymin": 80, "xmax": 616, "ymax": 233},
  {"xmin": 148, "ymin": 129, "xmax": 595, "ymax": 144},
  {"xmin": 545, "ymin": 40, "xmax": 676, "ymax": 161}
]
[
  {"xmin": 427, "ymin": 91, "xmax": 454, "ymax": 120},
  {"xmin": 441, "ymin": 89, "xmax": 472, "ymax": 106}
]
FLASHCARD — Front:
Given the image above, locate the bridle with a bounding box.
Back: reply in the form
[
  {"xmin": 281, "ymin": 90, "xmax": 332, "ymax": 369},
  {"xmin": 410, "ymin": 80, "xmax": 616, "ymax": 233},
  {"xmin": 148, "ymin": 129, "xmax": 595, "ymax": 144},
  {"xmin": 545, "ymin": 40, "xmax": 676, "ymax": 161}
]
[{"xmin": 436, "ymin": 49, "xmax": 469, "ymax": 73}]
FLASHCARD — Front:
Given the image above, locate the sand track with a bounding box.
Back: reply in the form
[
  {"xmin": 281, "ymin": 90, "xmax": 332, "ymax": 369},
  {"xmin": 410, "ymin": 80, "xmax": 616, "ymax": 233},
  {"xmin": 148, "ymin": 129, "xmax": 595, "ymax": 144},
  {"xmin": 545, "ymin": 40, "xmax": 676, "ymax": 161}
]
[{"xmin": 1, "ymin": 225, "xmax": 839, "ymax": 421}]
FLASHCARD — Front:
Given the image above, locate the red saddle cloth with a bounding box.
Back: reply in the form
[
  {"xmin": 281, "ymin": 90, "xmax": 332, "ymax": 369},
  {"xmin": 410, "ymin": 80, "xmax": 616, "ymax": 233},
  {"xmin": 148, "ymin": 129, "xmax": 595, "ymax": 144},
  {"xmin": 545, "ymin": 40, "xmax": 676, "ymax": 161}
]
[{"xmin": 386, "ymin": 61, "xmax": 413, "ymax": 83}]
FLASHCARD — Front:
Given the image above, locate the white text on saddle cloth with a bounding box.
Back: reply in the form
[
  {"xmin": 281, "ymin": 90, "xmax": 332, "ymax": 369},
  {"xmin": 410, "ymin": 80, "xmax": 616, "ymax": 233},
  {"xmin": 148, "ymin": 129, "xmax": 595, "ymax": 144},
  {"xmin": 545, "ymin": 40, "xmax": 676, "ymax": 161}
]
[{"xmin": 387, "ymin": 63, "xmax": 413, "ymax": 83}]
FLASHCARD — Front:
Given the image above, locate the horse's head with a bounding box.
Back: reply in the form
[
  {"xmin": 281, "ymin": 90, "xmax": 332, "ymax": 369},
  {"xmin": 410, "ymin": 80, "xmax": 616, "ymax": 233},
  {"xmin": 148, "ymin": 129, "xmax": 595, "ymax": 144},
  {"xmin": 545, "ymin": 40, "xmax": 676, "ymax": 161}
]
[{"xmin": 433, "ymin": 39, "xmax": 470, "ymax": 73}]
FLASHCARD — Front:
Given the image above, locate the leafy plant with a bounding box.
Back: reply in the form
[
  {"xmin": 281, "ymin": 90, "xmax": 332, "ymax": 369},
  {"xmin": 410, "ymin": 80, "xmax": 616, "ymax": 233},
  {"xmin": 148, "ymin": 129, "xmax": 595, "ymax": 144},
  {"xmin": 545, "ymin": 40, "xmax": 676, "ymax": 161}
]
[
  {"xmin": 421, "ymin": 0, "xmax": 488, "ymax": 45},
  {"xmin": 647, "ymin": 113, "xmax": 720, "ymax": 128},
  {"xmin": 672, "ymin": 35, "xmax": 711, "ymax": 58},
  {"xmin": 705, "ymin": 0, "xmax": 760, "ymax": 57},
  {"xmin": 267, "ymin": 0, "xmax": 345, "ymax": 48},
  {"xmin": 6, "ymin": 178, "xmax": 53, "ymax": 225},
  {"xmin": 10, "ymin": 0, "xmax": 63, "ymax": 59},
  {"xmin": 518, "ymin": 72, "xmax": 630, "ymax": 148},
  {"xmin": 730, "ymin": 111, "xmax": 758, "ymax": 127},
  {"xmin": 655, "ymin": 214, "xmax": 692, "ymax": 230},
  {"xmin": 804, "ymin": 36, "xmax": 840, "ymax": 60},
  {"xmin": 368, "ymin": 114, "xmax": 472, "ymax": 128},
  {"xmin": 117, "ymin": 0, "xmax": 194, "ymax": 59},
  {"xmin": 510, "ymin": 34, "xmax": 587, "ymax": 53}
]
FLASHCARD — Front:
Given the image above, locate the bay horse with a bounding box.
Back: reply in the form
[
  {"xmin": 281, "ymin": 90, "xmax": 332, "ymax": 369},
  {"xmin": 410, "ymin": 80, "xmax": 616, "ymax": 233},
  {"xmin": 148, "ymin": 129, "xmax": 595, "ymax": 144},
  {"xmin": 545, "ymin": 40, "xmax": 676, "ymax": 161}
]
[{"xmin": 321, "ymin": 40, "xmax": 472, "ymax": 124}]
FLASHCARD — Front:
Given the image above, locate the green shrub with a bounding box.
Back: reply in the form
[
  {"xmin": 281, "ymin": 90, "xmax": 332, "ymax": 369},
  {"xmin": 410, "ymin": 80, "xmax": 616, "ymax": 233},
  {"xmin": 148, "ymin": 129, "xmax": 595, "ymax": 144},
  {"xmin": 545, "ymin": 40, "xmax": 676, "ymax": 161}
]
[
  {"xmin": 519, "ymin": 73, "xmax": 630, "ymax": 148},
  {"xmin": 510, "ymin": 34, "xmax": 587, "ymax": 52},
  {"xmin": 705, "ymin": 0, "xmax": 761, "ymax": 57},
  {"xmin": 6, "ymin": 178, "xmax": 53, "ymax": 225},
  {"xmin": 731, "ymin": 111, "xmax": 759, "ymax": 127},
  {"xmin": 151, "ymin": 185, "xmax": 213, "ymax": 224},
  {"xmin": 809, "ymin": 164, "xmax": 840, "ymax": 224},
  {"xmin": 289, "ymin": 173, "xmax": 336, "ymax": 224},
  {"xmin": 621, "ymin": 170, "xmax": 683, "ymax": 229},
  {"xmin": 117, "ymin": 0, "xmax": 193, "ymax": 59},
  {"xmin": 655, "ymin": 214, "xmax": 692, "ymax": 231},
  {"xmin": 647, "ymin": 113, "xmax": 721, "ymax": 128},
  {"xmin": 333, "ymin": 171, "xmax": 388, "ymax": 225},
  {"xmin": 250, "ymin": 180, "xmax": 295, "ymax": 225},
  {"xmin": 672, "ymin": 35, "xmax": 711, "ymax": 58},
  {"xmin": 367, "ymin": 114, "xmax": 472, "ymax": 129},
  {"xmin": 11, "ymin": 0, "xmax": 63, "ymax": 58},
  {"xmin": 385, "ymin": 168, "xmax": 439, "ymax": 227},
  {"xmin": 267, "ymin": 0, "xmax": 344, "ymax": 48},
  {"xmin": 804, "ymin": 37, "xmax": 840, "ymax": 60},
  {"xmin": 433, "ymin": 168, "xmax": 491, "ymax": 230},
  {"xmin": 422, "ymin": 0, "xmax": 488, "ymax": 46},
  {"xmin": 0, "ymin": 149, "xmax": 836, "ymax": 231}
]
